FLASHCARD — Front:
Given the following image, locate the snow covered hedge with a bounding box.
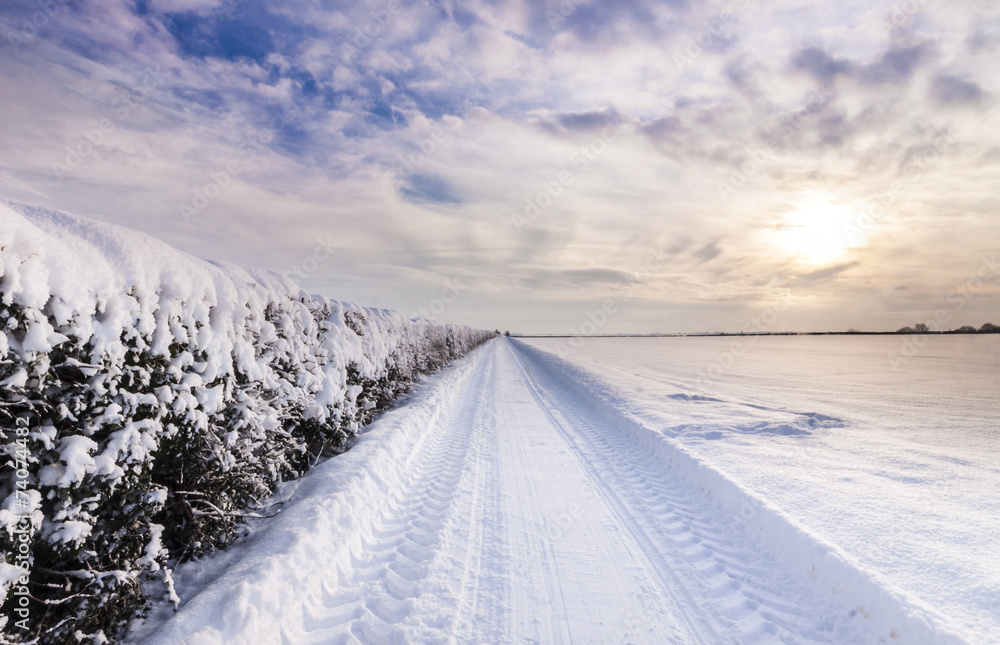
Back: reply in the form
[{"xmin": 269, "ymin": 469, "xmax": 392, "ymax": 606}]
[{"xmin": 0, "ymin": 202, "xmax": 492, "ymax": 643}]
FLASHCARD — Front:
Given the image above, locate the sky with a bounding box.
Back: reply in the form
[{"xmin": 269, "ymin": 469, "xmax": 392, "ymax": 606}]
[{"xmin": 0, "ymin": 0, "xmax": 998, "ymax": 334}]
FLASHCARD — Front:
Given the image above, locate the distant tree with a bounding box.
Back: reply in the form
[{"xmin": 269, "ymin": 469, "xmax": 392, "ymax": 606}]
[
  {"xmin": 897, "ymin": 326, "xmax": 915, "ymax": 333},
  {"xmin": 914, "ymin": 322, "xmax": 930, "ymax": 333},
  {"xmin": 955, "ymin": 326, "xmax": 977, "ymax": 333},
  {"xmin": 504, "ymin": 330, "xmax": 510, "ymax": 337},
  {"xmin": 979, "ymin": 322, "xmax": 999, "ymax": 333},
  {"xmin": 495, "ymin": 329, "xmax": 502, "ymax": 336},
  {"xmin": 847, "ymin": 328, "xmax": 861, "ymax": 333}
]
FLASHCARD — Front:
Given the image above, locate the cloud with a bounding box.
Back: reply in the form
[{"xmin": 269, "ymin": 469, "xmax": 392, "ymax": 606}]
[
  {"xmin": 0, "ymin": 0, "xmax": 997, "ymax": 333},
  {"xmin": 792, "ymin": 262, "xmax": 858, "ymax": 287},
  {"xmin": 695, "ymin": 239, "xmax": 723, "ymax": 263},
  {"xmin": 556, "ymin": 109, "xmax": 620, "ymax": 132},
  {"xmin": 930, "ymin": 74, "xmax": 988, "ymax": 106},
  {"xmin": 792, "ymin": 46, "xmax": 853, "ymax": 84},
  {"xmin": 529, "ymin": 0, "xmax": 675, "ymax": 43},
  {"xmin": 792, "ymin": 42, "xmax": 933, "ymax": 87},
  {"xmin": 861, "ymin": 43, "xmax": 933, "ymax": 84},
  {"xmin": 399, "ymin": 173, "xmax": 463, "ymax": 204},
  {"xmin": 516, "ymin": 266, "xmax": 639, "ymax": 292},
  {"xmin": 148, "ymin": 0, "xmax": 226, "ymax": 14},
  {"xmin": 966, "ymin": 30, "xmax": 998, "ymax": 55},
  {"xmin": 164, "ymin": 9, "xmax": 277, "ymax": 64}
]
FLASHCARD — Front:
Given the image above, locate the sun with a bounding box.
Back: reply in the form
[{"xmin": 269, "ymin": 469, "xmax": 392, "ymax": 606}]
[{"xmin": 777, "ymin": 201, "xmax": 858, "ymax": 265}]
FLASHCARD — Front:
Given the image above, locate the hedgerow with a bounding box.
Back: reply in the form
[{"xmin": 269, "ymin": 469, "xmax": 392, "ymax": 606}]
[{"xmin": 0, "ymin": 202, "xmax": 492, "ymax": 643}]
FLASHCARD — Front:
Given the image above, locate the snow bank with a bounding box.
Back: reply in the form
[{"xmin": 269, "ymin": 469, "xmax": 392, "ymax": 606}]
[
  {"xmin": 0, "ymin": 201, "xmax": 492, "ymax": 643},
  {"xmin": 512, "ymin": 339, "xmax": 968, "ymax": 645},
  {"xmin": 129, "ymin": 341, "xmax": 487, "ymax": 645}
]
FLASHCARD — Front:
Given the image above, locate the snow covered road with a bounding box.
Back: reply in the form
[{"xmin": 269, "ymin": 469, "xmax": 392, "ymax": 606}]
[{"xmin": 134, "ymin": 339, "xmax": 929, "ymax": 644}]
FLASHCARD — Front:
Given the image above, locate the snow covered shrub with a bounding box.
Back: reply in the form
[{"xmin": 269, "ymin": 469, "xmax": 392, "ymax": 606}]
[{"xmin": 0, "ymin": 202, "xmax": 491, "ymax": 643}]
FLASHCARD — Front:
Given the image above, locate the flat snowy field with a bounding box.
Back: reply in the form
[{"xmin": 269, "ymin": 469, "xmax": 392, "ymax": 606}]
[
  {"xmin": 130, "ymin": 336, "xmax": 997, "ymax": 644},
  {"xmin": 525, "ymin": 334, "xmax": 1000, "ymax": 644}
]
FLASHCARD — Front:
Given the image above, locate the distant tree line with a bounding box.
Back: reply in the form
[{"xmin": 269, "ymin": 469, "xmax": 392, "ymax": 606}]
[{"xmin": 896, "ymin": 322, "xmax": 999, "ymax": 334}]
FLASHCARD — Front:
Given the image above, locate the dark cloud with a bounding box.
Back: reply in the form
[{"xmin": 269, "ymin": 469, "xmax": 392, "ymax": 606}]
[
  {"xmin": 532, "ymin": 108, "xmax": 622, "ymax": 138},
  {"xmin": 792, "ymin": 47, "xmax": 852, "ymax": 84},
  {"xmin": 638, "ymin": 101, "xmax": 751, "ymax": 167},
  {"xmin": 162, "ymin": 3, "xmax": 278, "ymax": 64},
  {"xmin": 725, "ymin": 54, "xmax": 759, "ymax": 90},
  {"xmin": 772, "ymin": 263, "xmax": 858, "ymax": 291},
  {"xmin": 862, "ymin": 43, "xmax": 933, "ymax": 84},
  {"xmin": 792, "ymin": 42, "xmax": 933, "ymax": 87},
  {"xmin": 528, "ymin": 0, "xmax": 685, "ymax": 44},
  {"xmin": 504, "ymin": 30, "xmax": 545, "ymax": 50},
  {"xmin": 555, "ymin": 109, "xmax": 620, "ymax": 132},
  {"xmin": 451, "ymin": 7, "xmax": 478, "ymax": 29},
  {"xmin": 930, "ymin": 75, "xmax": 988, "ymax": 106},
  {"xmin": 793, "ymin": 262, "xmax": 857, "ymax": 286},
  {"xmin": 751, "ymin": 91, "xmax": 845, "ymax": 154},
  {"xmin": 966, "ymin": 30, "xmax": 998, "ymax": 54},
  {"xmin": 518, "ymin": 266, "xmax": 638, "ymax": 292},
  {"xmin": 558, "ymin": 267, "xmax": 637, "ymax": 285},
  {"xmin": 399, "ymin": 173, "xmax": 463, "ymax": 205},
  {"xmin": 640, "ymin": 115, "xmax": 681, "ymax": 140},
  {"xmin": 695, "ymin": 239, "xmax": 723, "ymax": 263}
]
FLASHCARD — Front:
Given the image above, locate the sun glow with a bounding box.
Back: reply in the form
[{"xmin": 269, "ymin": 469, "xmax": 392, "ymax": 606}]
[{"xmin": 777, "ymin": 201, "xmax": 859, "ymax": 265}]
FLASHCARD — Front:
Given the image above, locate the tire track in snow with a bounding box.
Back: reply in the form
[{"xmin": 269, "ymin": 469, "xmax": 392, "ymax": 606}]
[
  {"xmin": 279, "ymin": 343, "xmax": 498, "ymax": 644},
  {"xmin": 505, "ymin": 340, "xmax": 872, "ymax": 645},
  {"xmin": 489, "ymin": 341, "xmax": 699, "ymax": 644},
  {"xmin": 492, "ymin": 348, "xmax": 574, "ymax": 644},
  {"xmin": 503, "ymin": 342, "xmax": 722, "ymax": 644},
  {"xmin": 447, "ymin": 348, "xmax": 509, "ymax": 644},
  {"xmin": 140, "ymin": 338, "xmax": 884, "ymax": 644}
]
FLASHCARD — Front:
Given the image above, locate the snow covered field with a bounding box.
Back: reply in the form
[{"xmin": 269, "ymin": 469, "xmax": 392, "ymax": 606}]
[
  {"xmin": 525, "ymin": 335, "xmax": 1000, "ymax": 644},
  {"xmin": 129, "ymin": 335, "xmax": 996, "ymax": 644}
]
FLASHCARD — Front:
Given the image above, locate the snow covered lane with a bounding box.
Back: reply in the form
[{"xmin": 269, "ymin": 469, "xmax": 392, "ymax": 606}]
[{"xmin": 136, "ymin": 339, "xmax": 882, "ymax": 644}]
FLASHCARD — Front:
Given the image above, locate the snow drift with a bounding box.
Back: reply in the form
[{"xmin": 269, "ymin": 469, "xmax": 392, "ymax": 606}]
[{"xmin": 0, "ymin": 201, "xmax": 492, "ymax": 643}]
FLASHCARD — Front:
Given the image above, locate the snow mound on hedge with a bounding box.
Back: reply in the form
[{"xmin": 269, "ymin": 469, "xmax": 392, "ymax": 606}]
[{"xmin": 0, "ymin": 200, "xmax": 492, "ymax": 643}]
